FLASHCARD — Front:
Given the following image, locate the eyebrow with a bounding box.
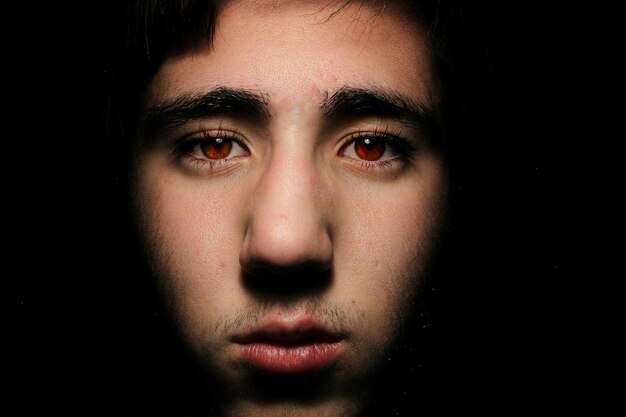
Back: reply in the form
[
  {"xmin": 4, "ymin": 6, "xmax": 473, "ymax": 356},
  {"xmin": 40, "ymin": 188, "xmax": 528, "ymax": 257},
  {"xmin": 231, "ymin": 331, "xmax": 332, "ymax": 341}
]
[
  {"xmin": 140, "ymin": 87, "xmax": 270, "ymax": 137},
  {"xmin": 322, "ymin": 86, "xmax": 441, "ymax": 132},
  {"xmin": 139, "ymin": 85, "xmax": 441, "ymax": 141}
]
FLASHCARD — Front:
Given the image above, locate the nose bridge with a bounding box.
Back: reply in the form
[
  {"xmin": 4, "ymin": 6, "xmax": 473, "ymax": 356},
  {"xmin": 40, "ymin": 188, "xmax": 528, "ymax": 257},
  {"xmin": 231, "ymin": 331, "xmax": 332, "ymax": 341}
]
[
  {"xmin": 241, "ymin": 136, "xmax": 332, "ymax": 273},
  {"xmin": 256, "ymin": 102, "xmax": 318, "ymax": 219},
  {"xmin": 264, "ymin": 145, "xmax": 316, "ymax": 215}
]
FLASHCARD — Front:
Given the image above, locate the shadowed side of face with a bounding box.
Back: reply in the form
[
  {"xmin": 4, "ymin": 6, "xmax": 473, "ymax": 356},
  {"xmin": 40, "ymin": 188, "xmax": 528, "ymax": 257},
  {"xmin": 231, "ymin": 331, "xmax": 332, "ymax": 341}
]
[{"xmin": 131, "ymin": 1, "xmax": 447, "ymax": 416}]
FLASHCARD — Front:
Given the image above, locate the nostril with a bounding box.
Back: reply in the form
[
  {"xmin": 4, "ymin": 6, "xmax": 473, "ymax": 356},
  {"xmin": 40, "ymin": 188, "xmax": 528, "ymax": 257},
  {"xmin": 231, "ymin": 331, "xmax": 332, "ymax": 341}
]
[
  {"xmin": 241, "ymin": 262, "xmax": 333, "ymax": 298},
  {"xmin": 243, "ymin": 259, "xmax": 332, "ymax": 278}
]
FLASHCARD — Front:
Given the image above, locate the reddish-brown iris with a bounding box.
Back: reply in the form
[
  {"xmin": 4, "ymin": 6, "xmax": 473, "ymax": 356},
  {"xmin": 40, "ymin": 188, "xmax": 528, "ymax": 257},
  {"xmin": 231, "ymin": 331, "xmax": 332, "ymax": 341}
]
[
  {"xmin": 354, "ymin": 138, "xmax": 385, "ymax": 161},
  {"xmin": 201, "ymin": 138, "xmax": 233, "ymax": 159}
]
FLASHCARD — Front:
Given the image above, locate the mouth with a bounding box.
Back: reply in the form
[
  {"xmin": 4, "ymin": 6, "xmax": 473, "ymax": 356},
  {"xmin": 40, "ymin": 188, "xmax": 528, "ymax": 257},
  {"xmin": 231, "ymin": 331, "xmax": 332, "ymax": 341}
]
[{"xmin": 231, "ymin": 318, "xmax": 346, "ymax": 374}]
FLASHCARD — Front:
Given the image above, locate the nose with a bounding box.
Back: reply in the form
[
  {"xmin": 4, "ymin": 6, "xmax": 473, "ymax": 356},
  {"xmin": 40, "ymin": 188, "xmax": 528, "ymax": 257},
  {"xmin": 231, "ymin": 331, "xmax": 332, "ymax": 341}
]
[{"xmin": 239, "ymin": 149, "xmax": 333, "ymax": 286}]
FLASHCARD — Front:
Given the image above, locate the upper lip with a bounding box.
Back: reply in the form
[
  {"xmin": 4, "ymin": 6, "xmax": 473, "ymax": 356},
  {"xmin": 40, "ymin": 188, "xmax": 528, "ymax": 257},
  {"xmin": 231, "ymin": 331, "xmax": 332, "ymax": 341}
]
[{"xmin": 230, "ymin": 317, "xmax": 346, "ymax": 345}]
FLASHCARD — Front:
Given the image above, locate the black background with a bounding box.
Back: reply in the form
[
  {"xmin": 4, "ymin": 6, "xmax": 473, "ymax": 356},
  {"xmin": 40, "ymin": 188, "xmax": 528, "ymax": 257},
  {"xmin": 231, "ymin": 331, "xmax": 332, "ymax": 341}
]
[{"xmin": 1, "ymin": 1, "xmax": 621, "ymax": 415}]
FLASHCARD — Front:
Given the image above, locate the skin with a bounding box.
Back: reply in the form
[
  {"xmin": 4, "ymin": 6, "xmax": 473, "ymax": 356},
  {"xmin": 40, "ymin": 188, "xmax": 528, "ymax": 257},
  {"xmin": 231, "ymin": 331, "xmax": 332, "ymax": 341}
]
[{"xmin": 132, "ymin": 1, "xmax": 447, "ymax": 416}]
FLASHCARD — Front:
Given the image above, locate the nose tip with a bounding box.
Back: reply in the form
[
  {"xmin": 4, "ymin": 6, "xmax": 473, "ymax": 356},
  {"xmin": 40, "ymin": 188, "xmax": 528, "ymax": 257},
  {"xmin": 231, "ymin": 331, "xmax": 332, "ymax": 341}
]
[
  {"xmin": 239, "ymin": 214, "xmax": 333, "ymax": 297},
  {"xmin": 239, "ymin": 212, "xmax": 333, "ymax": 278}
]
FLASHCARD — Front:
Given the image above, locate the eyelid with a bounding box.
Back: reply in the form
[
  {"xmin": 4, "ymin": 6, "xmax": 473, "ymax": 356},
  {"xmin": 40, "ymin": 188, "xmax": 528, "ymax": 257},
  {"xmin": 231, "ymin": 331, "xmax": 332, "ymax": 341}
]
[
  {"xmin": 335, "ymin": 128, "xmax": 419, "ymax": 177},
  {"xmin": 170, "ymin": 127, "xmax": 252, "ymax": 176},
  {"xmin": 175, "ymin": 128, "xmax": 250, "ymax": 155},
  {"xmin": 181, "ymin": 127, "xmax": 246, "ymax": 145},
  {"xmin": 338, "ymin": 129, "xmax": 415, "ymax": 157}
]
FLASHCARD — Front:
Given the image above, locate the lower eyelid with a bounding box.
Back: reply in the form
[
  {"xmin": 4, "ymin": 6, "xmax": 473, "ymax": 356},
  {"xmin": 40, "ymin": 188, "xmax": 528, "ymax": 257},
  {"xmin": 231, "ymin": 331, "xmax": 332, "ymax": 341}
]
[
  {"xmin": 356, "ymin": 159, "xmax": 397, "ymax": 169},
  {"xmin": 179, "ymin": 154, "xmax": 238, "ymax": 174}
]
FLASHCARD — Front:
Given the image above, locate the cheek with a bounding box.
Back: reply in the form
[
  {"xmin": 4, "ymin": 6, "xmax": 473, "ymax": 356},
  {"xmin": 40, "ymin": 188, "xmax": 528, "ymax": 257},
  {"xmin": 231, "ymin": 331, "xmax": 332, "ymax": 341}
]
[
  {"xmin": 133, "ymin": 165, "xmax": 246, "ymax": 333},
  {"xmin": 335, "ymin": 159, "xmax": 446, "ymax": 337}
]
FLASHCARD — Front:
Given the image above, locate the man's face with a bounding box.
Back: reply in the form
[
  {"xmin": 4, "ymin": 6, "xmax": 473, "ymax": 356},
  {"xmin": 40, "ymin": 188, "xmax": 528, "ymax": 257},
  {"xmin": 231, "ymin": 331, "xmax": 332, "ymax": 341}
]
[{"xmin": 133, "ymin": 1, "xmax": 446, "ymax": 415}]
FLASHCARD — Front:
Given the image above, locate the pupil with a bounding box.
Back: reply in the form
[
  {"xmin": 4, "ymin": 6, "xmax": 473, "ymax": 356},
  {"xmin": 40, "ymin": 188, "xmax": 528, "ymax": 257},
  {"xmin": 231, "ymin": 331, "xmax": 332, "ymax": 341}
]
[
  {"xmin": 202, "ymin": 137, "xmax": 232, "ymax": 159},
  {"xmin": 355, "ymin": 138, "xmax": 385, "ymax": 161}
]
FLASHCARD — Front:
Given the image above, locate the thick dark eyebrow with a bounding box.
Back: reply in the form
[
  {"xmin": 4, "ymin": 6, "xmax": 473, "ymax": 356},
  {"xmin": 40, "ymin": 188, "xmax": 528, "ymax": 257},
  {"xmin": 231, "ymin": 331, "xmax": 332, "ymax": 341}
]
[
  {"xmin": 139, "ymin": 87, "xmax": 270, "ymax": 138},
  {"xmin": 322, "ymin": 86, "xmax": 441, "ymax": 134}
]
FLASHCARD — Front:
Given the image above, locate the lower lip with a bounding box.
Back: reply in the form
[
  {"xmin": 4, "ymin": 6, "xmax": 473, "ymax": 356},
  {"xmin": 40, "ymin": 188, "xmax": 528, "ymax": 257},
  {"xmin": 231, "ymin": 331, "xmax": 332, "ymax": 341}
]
[{"xmin": 237, "ymin": 342, "xmax": 344, "ymax": 374}]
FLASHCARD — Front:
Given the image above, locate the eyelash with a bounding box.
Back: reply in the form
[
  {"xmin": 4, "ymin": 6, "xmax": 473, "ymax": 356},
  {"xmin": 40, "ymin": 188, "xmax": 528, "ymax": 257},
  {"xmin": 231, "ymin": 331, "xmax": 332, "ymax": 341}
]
[
  {"xmin": 173, "ymin": 127, "xmax": 415, "ymax": 174},
  {"xmin": 174, "ymin": 129, "xmax": 249, "ymax": 172},
  {"xmin": 339, "ymin": 129, "xmax": 416, "ymax": 171}
]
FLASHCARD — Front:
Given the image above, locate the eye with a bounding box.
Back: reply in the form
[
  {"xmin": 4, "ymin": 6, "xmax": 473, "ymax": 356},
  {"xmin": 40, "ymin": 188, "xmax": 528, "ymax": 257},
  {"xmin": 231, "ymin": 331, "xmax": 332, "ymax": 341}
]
[
  {"xmin": 341, "ymin": 136, "xmax": 401, "ymax": 162},
  {"xmin": 201, "ymin": 137, "xmax": 233, "ymax": 159},
  {"xmin": 185, "ymin": 135, "xmax": 248, "ymax": 161}
]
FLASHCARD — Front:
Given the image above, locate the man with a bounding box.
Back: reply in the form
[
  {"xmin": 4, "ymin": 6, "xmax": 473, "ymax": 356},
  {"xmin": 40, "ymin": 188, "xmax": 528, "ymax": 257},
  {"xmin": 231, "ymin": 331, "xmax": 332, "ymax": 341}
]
[{"xmin": 111, "ymin": 0, "xmax": 464, "ymax": 415}]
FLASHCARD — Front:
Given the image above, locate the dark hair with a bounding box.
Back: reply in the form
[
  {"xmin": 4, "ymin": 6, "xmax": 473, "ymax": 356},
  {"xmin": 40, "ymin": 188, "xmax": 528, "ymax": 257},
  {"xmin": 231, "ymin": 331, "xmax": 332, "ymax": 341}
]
[{"xmin": 106, "ymin": 0, "xmax": 481, "ymax": 153}]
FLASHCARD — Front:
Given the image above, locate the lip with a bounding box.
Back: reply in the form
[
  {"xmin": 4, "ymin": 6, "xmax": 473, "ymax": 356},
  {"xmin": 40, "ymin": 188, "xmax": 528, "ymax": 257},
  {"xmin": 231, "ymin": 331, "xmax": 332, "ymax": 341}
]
[{"xmin": 231, "ymin": 317, "xmax": 346, "ymax": 374}]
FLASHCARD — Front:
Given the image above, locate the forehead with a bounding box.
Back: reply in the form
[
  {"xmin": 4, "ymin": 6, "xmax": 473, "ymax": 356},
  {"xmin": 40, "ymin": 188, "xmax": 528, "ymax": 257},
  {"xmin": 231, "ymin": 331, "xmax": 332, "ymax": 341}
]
[{"xmin": 146, "ymin": 0, "xmax": 437, "ymax": 107}]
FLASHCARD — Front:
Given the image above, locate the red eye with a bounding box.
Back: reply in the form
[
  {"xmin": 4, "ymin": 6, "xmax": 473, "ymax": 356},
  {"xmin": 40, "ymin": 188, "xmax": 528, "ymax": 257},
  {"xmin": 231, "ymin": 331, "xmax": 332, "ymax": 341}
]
[
  {"xmin": 354, "ymin": 138, "xmax": 386, "ymax": 161},
  {"xmin": 201, "ymin": 137, "xmax": 233, "ymax": 159}
]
